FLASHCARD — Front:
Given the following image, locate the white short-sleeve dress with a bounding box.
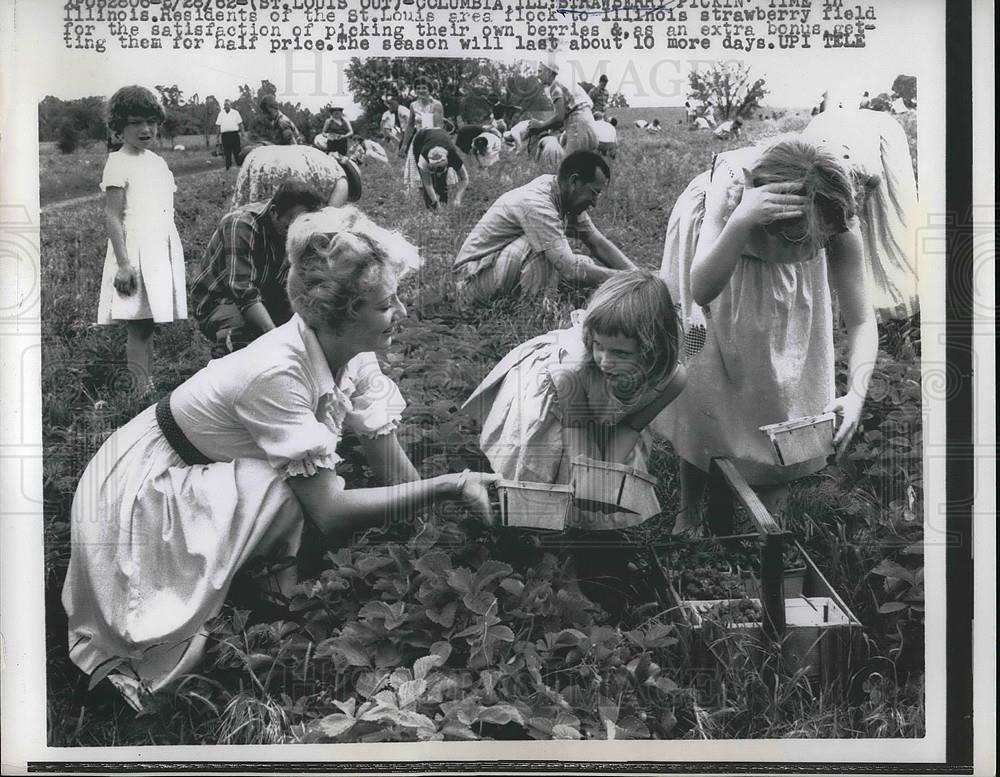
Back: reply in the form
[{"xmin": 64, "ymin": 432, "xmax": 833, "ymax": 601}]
[
  {"xmin": 96, "ymin": 149, "xmax": 187, "ymax": 324},
  {"xmin": 62, "ymin": 315, "xmax": 406, "ymax": 708},
  {"xmin": 653, "ymin": 148, "xmax": 835, "ymax": 485}
]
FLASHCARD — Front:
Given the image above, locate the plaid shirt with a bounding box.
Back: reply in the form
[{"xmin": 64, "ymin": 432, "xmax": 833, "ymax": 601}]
[
  {"xmin": 190, "ymin": 201, "xmax": 292, "ymax": 325},
  {"xmin": 272, "ymin": 110, "xmax": 303, "ymax": 145}
]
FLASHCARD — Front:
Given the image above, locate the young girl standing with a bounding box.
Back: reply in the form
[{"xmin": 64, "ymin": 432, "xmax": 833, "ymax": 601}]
[
  {"xmin": 97, "ymin": 85, "xmax": 186, "ymax": 395},
  {"xmin": 463, "ymin": 271, "xmax": 686, "ymax": 531},
  {"xmin": 654, "ymin": 138, "xmax": 879, "ymax": 534}
]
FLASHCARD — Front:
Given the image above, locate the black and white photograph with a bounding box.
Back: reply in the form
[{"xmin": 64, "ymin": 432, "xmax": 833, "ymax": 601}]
[{"xmin": 0, "ymin": 0, "xmax": 992, "ymax": 773}]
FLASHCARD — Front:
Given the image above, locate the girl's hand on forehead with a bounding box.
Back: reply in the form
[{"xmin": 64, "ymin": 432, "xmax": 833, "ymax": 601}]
[{"xmin": 734, "ymin": 168, "xmax": 810, "ymax": 226}]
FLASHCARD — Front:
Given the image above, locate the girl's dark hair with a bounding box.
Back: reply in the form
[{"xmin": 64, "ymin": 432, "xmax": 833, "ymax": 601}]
[
  {"xmin": 106, "ymin": 86, "xmax": 165, "ymax": 132},
  {"xmin": 582, "ymin": 270, "xmax": 679, "ymax": 386}
]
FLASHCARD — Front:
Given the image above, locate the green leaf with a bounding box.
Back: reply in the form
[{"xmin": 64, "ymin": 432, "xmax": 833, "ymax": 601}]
[
  {"xmin": 473, "ymin": 560, "xmax": 514, "ymax": 591},
  {"xmin": 463, "ymin": 590, "xmax": 497, "ymax": 615},
  {"xmin": 499, "ymin": 578, "xmax": 525, "ymax": 597},
  {"xmin": 476, "ymin": 703, "xmax": 525, "ymax": 726},
  {"xmin": 552, "ymin": 723, "xmax": 583, "ymax": 739},
  {"xmin": 329, "ymin": 637, "xmax": 371, "ymax": 667},
  {"xmin": 616, "ymin": 715, "xmax": 650, "ymax": 739},
  {"xmin": 374, "ymin": 641, "xmax": 404, "ymax": 668},
  {"xmin": 358, "ymin": 601, "xmax": 408, "ymax": 630},
  {"xmin": 318, "ymin": 713, "xmax": 357, "ymax": 738},
  {"xmin": 488, "ymin": 624, "xmax": 515, "ymax": 642},
  {"xmin": 446, "ymin": 567, "xmax": 475, "ymax": 594},
  {"xmin": 871, "ymin": 560, "xmax": 915, "ymax": 584},
  {"xmin": 414, "ymin": 653, "xmax": 447, "ymax": 680},
  {"xmin": 442, "ymin": 723, "xmax": 479, "ymax": 740},
  {"xmin": 356, "ymin": 671, "xmax": 389, "ymax": 699},
  {"xmin": 356, "ymin": 554, "xmax": 394, "ymax": 577},
  {"xmin": 413, "ymin": 550, "xmax": 452, "ymax": 578},
  {"xmin": 397, "ymin": 679, "xmax": 428, "ymax": 709},
  {"xmin": 426, "ymin": 600, "xmax": 458, "ymax": 628},
  {"xmin": 332, "ymin": 698, "xmax": 357, "ymax": 717},
  {"xmin": 878, "ymin": 601, "xmax": 910, "ymax": 614}
]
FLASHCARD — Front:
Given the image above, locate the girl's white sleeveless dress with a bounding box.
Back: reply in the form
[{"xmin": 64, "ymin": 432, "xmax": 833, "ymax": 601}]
[{"xmin": 96, "ymin": 150, "xmax": 186, "ymax": 323}]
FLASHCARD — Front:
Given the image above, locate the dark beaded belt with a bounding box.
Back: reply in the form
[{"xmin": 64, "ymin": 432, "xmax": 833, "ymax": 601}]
[{"xmin": 155, "ymin": 393, "xmax": 213, "ymax": 466}]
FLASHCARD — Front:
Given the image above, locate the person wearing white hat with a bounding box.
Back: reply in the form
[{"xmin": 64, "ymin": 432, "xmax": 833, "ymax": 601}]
[
  {"xmin": 529, "ymin": 59, "xmax": 599, "ymax": 154},
  {"xmin": 403, "ymin": 127, "xmax": 470, "ymax": 210}
]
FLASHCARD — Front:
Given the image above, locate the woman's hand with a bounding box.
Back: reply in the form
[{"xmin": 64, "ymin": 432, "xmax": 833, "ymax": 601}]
[
  {"xmin": 732, "ymin": 168, "xmax": 810, "ymax": 227},
  {"xmin": 825, "ymin": 392, "xmax": 865, "ymax": 458},
  {"xmin": 113, "ymin": 263, "xmax": 138, "ymax": 296},
  {"xmin": 454, "ymin": 470, "xmax": 502, "ymax": 526}
]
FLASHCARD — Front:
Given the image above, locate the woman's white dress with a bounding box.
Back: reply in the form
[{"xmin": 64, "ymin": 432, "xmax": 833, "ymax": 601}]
[
  {"xmin": 62, "ymin": 315, "xmax": 406, "ymax": 708},
  {"xmin": 96, "ymin": 150, "xmax": 187, "ymax": 324},
  {"xmin": 801, "ymin": 108, "xmax": 921, "ymax": 319}
]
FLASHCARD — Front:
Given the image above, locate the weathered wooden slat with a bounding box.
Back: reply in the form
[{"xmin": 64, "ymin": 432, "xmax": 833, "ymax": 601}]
[{"xmin": 712, "ymin": 458, "xmax": 783, "ymax": 535}]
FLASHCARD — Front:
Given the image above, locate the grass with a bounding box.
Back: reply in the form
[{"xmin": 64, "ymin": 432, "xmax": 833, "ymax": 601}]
[{"xmin": 41, "ymin": 108, "xmax": 924, "ymax": 744}]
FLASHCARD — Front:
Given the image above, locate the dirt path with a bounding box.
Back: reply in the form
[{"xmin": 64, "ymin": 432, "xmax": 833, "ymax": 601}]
[{"xmin": 41, "ymin": 164, "xmax": 228, "ymax": 213}]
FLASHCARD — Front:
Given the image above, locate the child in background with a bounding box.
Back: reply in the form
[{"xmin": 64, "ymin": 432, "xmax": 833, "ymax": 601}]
[
  {"xmin": 463, "ymin": 270, "xmax": 686, "ymax": 532},
  {"xmin": 97, "ymin": 85, "xmax": 187, "ymax": 396}
]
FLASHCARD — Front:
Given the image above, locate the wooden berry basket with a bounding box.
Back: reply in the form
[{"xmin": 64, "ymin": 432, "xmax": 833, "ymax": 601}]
[
  {"xmin": 570, "ymin": 456, "xmax": 661, "ymax": 525},
  {"xmin": 655, "ymin": 539, "xmax": 864, "ymax": 685},
  {"xmin": 496, "ymin": 480, "xmax": 574, "ymax": 531},
  {"xmin": 759, "ymin": 412, "xmax": 837, "ymax": 467}
]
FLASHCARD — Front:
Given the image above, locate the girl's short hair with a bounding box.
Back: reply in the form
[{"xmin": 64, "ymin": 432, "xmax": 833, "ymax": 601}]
[
  {"xmin": 745, "ymin": 138, "xmax": 856, "ymax": 250},
  {"xmin": 107, "ymin": 86, "xmax": 165, "ymax": 132},
  {"xmin": 413, "ymin": 75, "xmax": 434, "ymax": 90},
  {"xmin": 286, "ymin": 207, "xmax": 421, "ymax": 331},
  {"xmin": 582, "ymin": 270, "xmax": 679, "ymax": 386}
]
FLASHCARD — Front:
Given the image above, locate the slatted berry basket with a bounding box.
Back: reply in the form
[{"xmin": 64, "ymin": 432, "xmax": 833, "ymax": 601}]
[
  {"xmin": 682, "ymin": 596, "xmax": 859, "ymax": 679},
  {"xmin": 495, "ymin": 480, "xmax": 574, "ymax": 531},
  {"xmin": 759, "ymin": 412, "xmax": 837, "ymax": 467},
  {"xmin": 570, "ymin": 456, "xmax": 661, "ymax": 528}
]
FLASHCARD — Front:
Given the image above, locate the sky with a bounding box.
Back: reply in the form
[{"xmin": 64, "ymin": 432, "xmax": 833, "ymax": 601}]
[{"xmin": 15, "ymin": 0, "xmax": 941, "ymax": 118}]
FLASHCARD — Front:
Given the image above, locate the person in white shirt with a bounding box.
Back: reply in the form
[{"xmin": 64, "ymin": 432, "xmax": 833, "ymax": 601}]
[
  {"xmin": 214, "ymin": 99, "xmax": 245, "ymax": 170},
  {"xmin": 592, "ymin": 112, "xmax": 618, "ymax": 159},
  {"xmin": 350, "ymin": 137, "xmax": 390, "ymax": 165},
  {"xmin": 504, "ymin": 119, "xmax": 532, "ymax": 155},
  {"xmin": 712, "ymin": 117, "xmax": 743, "ymax": 140},
  {"xmin": 470, "ymin": 130, "xmax": 502, "ymax": 168}
]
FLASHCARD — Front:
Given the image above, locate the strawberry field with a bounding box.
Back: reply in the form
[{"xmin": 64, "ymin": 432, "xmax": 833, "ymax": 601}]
[{"xmin": 41, "ymin": 108, "xmax": 925, "ymax": 744}]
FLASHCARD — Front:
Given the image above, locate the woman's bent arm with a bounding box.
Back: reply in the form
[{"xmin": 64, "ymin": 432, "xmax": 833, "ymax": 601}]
[{"xmin": 288, "ymin": 468, "xmax": 459, "ymax": 537}]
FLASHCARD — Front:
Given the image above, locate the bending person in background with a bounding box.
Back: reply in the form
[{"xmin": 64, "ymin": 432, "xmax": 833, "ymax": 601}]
[
  {"xmin": 453, "ymin": 151, "xmax": 635, "ymax": 306},
  {"xmin": 593, "ymin": 112, "xmax": 618, "ymax": 159},
  {"xmin": 653, "ymin": 137, "xmax": 878, "ymax": 534},
  {"xmin": 530, "ymin": 59, "xmax": 599, "ymax": 154},
  {"xmin": 191, "ymin": 181, "xmax": 325, "ymax": 358},
  {"xmin": 233, "ymin": 145, "xmax": 350, "ymax": 209},
  {"xmin": 63, "ymin": 207, "xmax": 500, "ymax": 712},
  {"xmin": 402, "ymin": 127, "xmax": 470, "ymax": 210}
]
